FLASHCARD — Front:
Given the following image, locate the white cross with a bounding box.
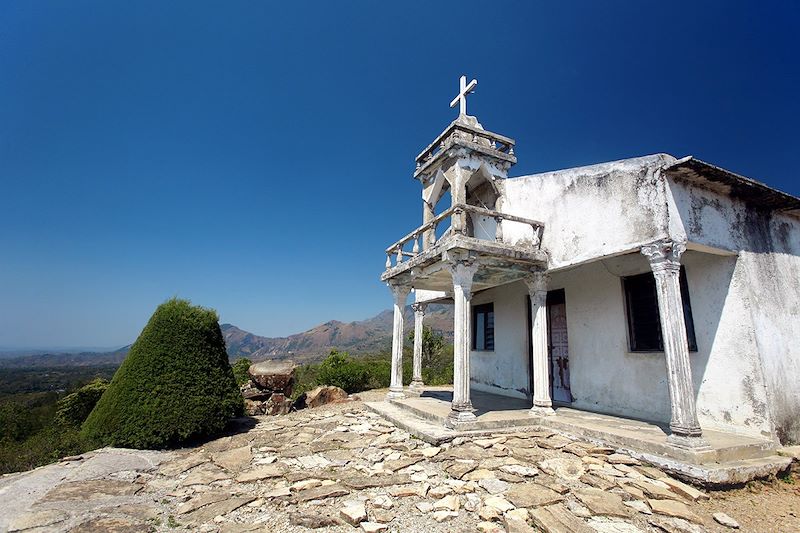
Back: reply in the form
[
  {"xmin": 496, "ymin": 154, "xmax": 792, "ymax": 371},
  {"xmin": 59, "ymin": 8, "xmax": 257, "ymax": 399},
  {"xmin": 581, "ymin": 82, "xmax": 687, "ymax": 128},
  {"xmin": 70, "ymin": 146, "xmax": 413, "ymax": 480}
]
[{"xmin": 449, "ymin": 75, "xmax": 478, "ymax": 116}]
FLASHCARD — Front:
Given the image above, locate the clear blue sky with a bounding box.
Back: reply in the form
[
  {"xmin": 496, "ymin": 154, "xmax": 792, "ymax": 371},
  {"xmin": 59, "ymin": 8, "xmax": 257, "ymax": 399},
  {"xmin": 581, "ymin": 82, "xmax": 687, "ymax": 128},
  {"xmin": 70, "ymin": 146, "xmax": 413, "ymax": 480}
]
[{"xmin": 1, "ymin": 1, "xmax": 798, "ymax": 349}]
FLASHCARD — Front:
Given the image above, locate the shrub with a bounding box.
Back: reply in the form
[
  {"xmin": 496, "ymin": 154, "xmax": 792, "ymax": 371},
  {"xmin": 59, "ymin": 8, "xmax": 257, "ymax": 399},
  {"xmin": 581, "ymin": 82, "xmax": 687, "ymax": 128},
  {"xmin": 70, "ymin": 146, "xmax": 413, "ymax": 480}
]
[
  {"xmin": 231, "ymin": 357, "xmax": 252, "ymax": 385},
  {"xmin": 0, "ymin": 425, "xmax": 90, "ymax": 474},
  {"xmin": 315, "ymin": 350, "xmax": 369, "ymax": 393},
  {"xmin": 82, "ymin": 298, "xmax": 243, "ymax": 449},
  {"xmin": 54, "ymin": 378, "xmax": 109, "ymax": 427}
]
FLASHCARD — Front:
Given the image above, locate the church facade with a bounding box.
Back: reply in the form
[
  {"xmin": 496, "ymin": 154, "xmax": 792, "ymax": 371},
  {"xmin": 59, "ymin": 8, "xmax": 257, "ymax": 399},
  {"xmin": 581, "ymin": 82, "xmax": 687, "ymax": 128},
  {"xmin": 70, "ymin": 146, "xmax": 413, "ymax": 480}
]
[{"xmin": 380, "ymin": 79, "xmax": 800, "ymax": 449}]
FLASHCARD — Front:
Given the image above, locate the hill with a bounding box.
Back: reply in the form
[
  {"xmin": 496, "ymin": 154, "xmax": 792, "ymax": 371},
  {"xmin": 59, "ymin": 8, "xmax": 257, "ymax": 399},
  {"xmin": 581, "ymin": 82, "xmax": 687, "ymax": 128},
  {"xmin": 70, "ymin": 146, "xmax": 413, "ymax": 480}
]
[{"xmin": 222, "ymin": 303, "xmax": 454, "ymax": 362}]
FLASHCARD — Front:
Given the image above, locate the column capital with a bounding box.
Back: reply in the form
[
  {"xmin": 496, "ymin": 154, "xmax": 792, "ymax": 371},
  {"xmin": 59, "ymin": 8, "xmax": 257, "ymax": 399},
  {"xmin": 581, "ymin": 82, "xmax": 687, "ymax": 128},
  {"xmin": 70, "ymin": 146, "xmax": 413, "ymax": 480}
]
[
  {"xmin": 411, "ymin": 302, "xmax": 428, "ymax": 314},
  {"xmin": 447, "ymin": 258, "xmax": 479, "ymax": 295},
  {"xmin": 387, "ymin": 281, "xmax": 412, "ymax": 303},
  {"xmin": 641, "ymin": 240, "xmax": 686, "ymax": 272},
  {"xmin": 523, "ymin": 270, "xmax": 549, "ymax": 296}
]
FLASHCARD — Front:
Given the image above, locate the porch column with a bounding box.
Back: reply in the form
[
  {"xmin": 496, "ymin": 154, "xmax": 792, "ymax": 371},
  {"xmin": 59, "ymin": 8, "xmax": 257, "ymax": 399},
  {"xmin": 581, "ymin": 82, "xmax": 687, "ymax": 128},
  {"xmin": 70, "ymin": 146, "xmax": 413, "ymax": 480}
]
[
  {"xmin": 641, "ymin": 240, "xmax": 709, "ymax": 449},
  {"xmin": 447, "ymin": 258, "xmax": 479, "ymax": 423},
  {"xmin": 525, "ymin": 271, "xmax": 555, "ymax": 415},
  {"xmin": 386, "ymin": 282, "xmax": 411, "ymax": 400},
  {"xmin": 410, "ymin": 302, "xmax": 427, "ymax": 391}
]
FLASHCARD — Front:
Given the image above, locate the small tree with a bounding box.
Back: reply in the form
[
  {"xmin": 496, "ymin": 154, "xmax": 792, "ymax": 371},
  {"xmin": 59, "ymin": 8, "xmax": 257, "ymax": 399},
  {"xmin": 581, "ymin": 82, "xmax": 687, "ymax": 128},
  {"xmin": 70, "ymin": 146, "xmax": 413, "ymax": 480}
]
[
  {"xmin": 231, "ymin": 357, "xmax": 253, "ymax": 385},
  {"xmin": 316, "ymin": 350, "xmax": 369, "ymax": 393},
  {"xmin": 82, "ymin": 298, "xmax": 243, "ymax": 449},
  {"xmin": 407, "ymin": 326, "xmax": 445, "ymax": 367}
]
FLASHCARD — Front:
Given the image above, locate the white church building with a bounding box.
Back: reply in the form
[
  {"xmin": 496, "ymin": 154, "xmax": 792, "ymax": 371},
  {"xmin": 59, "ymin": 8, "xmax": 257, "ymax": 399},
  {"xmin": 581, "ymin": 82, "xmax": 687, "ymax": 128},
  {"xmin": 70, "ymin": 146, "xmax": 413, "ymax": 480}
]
[{"xmin": 378, "ymin": 77, "xmax": 800, "ymax": 457}]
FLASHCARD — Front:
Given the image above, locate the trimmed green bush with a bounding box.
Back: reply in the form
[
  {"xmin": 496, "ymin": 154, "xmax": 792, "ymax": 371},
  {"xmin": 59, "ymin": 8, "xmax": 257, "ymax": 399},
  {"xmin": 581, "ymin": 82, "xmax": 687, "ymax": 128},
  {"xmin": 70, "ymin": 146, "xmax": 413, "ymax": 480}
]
[
  {"xmin": 54, "ymin": 378, "xmax": 109, "ymax": 428},
  {"xmin": 82, "ymin": 298, "xmax": 243, "ymax": 449}
]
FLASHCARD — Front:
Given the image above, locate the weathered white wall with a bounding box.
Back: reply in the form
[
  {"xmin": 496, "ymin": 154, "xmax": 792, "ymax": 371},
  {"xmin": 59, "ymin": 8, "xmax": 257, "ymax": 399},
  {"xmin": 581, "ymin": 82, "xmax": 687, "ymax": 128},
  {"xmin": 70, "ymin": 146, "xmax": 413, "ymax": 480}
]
[
  {"xmin": 668, "ymin": 177, "xmax": 800, "ymax": 443},
  {"xmin": 467, "ymin": 250, "xmax": 776, "ymax": 439},
  {"xmin": 501, "ymin": 154, "xmax": 675, "ymax": 269},
  {"xmin": 469, "ymin": 282, "xmax": 530, "ymax": 400}
]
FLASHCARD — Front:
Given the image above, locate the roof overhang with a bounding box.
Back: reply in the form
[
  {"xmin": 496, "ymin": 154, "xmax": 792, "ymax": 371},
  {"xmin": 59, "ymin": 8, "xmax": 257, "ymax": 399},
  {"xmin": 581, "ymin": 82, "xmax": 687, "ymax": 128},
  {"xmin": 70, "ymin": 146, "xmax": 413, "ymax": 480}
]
[{"xmin": 664, "ymin": 156, "xmax": 800, "ymax": 217}]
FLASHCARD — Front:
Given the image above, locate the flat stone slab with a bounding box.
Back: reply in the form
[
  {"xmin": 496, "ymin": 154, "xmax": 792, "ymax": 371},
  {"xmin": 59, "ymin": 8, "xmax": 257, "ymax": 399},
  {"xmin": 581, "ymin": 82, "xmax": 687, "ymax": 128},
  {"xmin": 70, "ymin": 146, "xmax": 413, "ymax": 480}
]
[
  {"xmin": 529, "ymin": 503, "xmax": 593, "ymax": 533},
  {"xmin": 181, "ymin": 495, "xmax": 256, "ymax": 526},
  {"xmin": 42, "ymin": 479, "xmax": 143, "ymax": 501},
  {"xmin": 573, "ymin": 488, "xmax": 630, "ymax": 517},
  {"xmin": 235, "ymin": 463, "xmax": 287, "ymax": 482},
  {"xmin": 506, "ymin": 483, "xmax": 564, "ymax": 508},
  {"xmin": 292, "ymin": 482, "xmax": 350, "ymax": 502},
  {"xmin": 7, "ymin": 509, "xmax": 70, "ymax": 532}
]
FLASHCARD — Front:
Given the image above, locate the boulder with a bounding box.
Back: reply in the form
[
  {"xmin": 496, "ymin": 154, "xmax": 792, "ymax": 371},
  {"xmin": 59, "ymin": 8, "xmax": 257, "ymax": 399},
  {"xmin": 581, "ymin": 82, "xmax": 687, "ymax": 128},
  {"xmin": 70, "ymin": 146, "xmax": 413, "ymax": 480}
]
[
  {"xmin": 240, "ymin": 380, "xmax": 272, "ymax": 402},
  {"xmin": 248, "ymin": 360, "xmax": 295, "ymax": 395},
  {"xmin": 294, "ymin": 385, "xmax": 349, "ymax": 410},
  {"xmin": 264, "ymin": 393, "xmax": 293, "ymax": 416}
]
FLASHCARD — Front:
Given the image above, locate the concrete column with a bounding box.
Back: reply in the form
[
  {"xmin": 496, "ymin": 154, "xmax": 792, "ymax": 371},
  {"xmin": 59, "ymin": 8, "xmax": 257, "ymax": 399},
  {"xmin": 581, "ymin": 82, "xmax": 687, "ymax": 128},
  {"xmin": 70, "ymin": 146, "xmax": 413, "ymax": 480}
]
[
  {"xmin": 447, "ymin": 258, "xmax": 479, "ymax": 423},
  {"xmin": 525, "ymin": 272, "xmax": 555, "ymax": 415},
  {"xmin": 641, "ymin": 240, "xmax": 709, "ymax": 450},
  {"xmin": 386, "ymin": 282, "xmax": 411, "ymax": 400},
  {"xmin": 410, "ymin": 302, "xmax": 427, "ymax": 391},
  {"xmin": 422, "ymin": 200, "xmax": 435, "ymax": 250}
]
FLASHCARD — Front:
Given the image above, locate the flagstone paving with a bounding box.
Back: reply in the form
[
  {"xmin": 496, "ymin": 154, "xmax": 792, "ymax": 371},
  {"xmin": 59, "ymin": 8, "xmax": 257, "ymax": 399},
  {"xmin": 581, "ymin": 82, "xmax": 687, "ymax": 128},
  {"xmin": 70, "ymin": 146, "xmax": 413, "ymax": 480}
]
[{"xmin": 1, "ymin": 390, "xmax": 798, "ymax": 532}]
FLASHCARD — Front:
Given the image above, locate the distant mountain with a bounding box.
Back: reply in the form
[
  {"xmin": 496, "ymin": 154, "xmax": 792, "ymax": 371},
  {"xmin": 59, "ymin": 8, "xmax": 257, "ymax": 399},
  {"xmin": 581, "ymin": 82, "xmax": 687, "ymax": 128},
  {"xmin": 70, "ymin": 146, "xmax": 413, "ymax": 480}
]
[
  {"xmin": 223, "ymin": 304, "xmax": 454, "ymax": 362},
  {"xmin": 0, "ymin": 346, "xmax": 130, "ymax": 368},
  {"xmin": 0, "ymin": 305, "xmax": 455, "ymax": 368}
]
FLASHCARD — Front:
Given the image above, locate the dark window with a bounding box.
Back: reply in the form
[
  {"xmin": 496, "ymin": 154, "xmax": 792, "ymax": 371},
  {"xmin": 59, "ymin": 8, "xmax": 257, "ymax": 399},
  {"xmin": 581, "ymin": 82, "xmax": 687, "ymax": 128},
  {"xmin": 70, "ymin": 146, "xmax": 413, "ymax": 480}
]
[
  {"xmin": 623, "ymin": 268, "xmax": 697, "ymax": 352},
  {"xmin": 472, "ymin": 303, "xmax": 495, "ymax": 351}
]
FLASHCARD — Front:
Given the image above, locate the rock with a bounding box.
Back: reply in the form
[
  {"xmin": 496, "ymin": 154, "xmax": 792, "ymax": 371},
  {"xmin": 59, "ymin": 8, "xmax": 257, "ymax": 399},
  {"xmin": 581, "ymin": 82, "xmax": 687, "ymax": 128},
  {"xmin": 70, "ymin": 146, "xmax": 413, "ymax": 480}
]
[
  {"xmin": 624, "ymin": 500, "xmax": 653, "ymax": 515},
  {"xmin": 463, "ymin": 468, "xmax": 496, "ymax": 481},
  {"xmin": 713, "ymin": 512, "xmax": 740, "ymax": 529},
  {"xmin": 478, "ymin": 521, "xmax": 505, "ymax": 533},
  {"xmin": 264, "ymin": 393, "xmax": 293, "ymax": 415},
  {"xmin": 371, "ymin": 495, "xmax": 394, "ymax": 509},
  {"xmin": 648, "ymin": 516, "xmax": 706, "ymax": 533},
  {"xmin": 506, "ymin": 508, "xmax": 529, "ymax": 522},
  {"xmin": 8, "ymin": 509, "xmax": 70, "ymax": 532},
  {"xmin": 647, "ymin": 499, "xmax": 701, "ymax": 523},
  {"xmin": 607, "ymin": 453, "xmax": 640, "ymax": 465},
  {"xmin": 627, "ymin": 479, "xmax": 681, "ymax": 501},
  {"xmin": 264, "ymin": 486, "xmax": 292, "ymax": 498},
  {"xmin": 241, "ymin": 381, "xmax": 271, "ymax": 401},
  {"xmin": 341, "ymin": 474, "xmax": 413, "ymax": 489},
  {"xmin": 506, "ymin": 483, "xmax": 564, "ymax": 508},
  {"xmin": 289, "ymin": 510, "xmax": 341, "ymax": 529},
  {"xmin": 428, "ymin": 484, "xmax": 454, "ymax": 498},
  {"xmin": 633, "ymin": 465, "xmax": 664, "ymax": 479},
  {"xmin": 244, "ymin": 398, "xmax": 266, "ymax": 416},
  {"xmin": 529, "ymin": 504, "xmax": 594, "ymax": 533},
  {"xmin": 573, "ymin": 488, "xmax": 629, "ymax": 517},
  {"xmin": 371, "ymin": 509, "xmax": 395, "ymax": 523},
  {"xmin": 235, "ymin": 463, "xmax": 287, "ymax": 482},
  {"xmin": 483, "ymin": 495, "xmax": 516, "ymax": 513},
  {"xmin": 587, "ymin": 517, "xmax": 646, "ymax": 532},
  {"xmin": 42, "ymin": 479, "xmax": 142, "ymax": 501},
  {"xmin": 361, "ymin": 522, "xmax": 389, "ymax": 532},
  {"xmin": 212, "ymin": 445, "xmax": 252, "ymax": 472},
  {"xmin": 340, "ymin": 501, "xmax": 367, "ymax": 525},
  {"xmin": 416, "ymin": 501, "xmax": 433, "ymax": 513},
  {"xmin": 479, "ymin": 477, "xmax": 510, "ymax": 494},
  {"xmin": 432, "ymin": 510, "xmax": 459, "ymax": 522},
  {"xmin": 657, "ymin": 476, "xmax": 709, "ymax": 501},
  {"xmin": 177, "ymin": 491, "xmax": 231, "ymax": 514},
  {"xmin": 182, "ymin": 463, "xmax": 230, "ymax": 486},
  {"xmin": 464, "ymin": 492, "xmax": 482, "ymax": 511},
  {"xmin": 248, "ymin": 360, "xmax": 295, "ymax": 394},
  {"xmin": 433, "ymin": 494, "xmax": 460, "ymax": 511},
  {"xmin": 446, "ymin": 460, "xmax": 478, "ymax": 479},
  {"xmin": 538, "ymin": 435, "xmax": 573, "ymax": 449},
  {"xmin": 296, "ymin": 385, "xmax": 349, "ymax": 410},
  {"xmin": 292, "ymin": 482, "xmax": 349, "ymax": 502},
  {"xmin": 539, "ymin": 457, "xmax": 586, "ymax": 480},
  {"xmin": 70, "ymin": 517, "xmax": 149, "ymax": 533},
  {"xmin": 387, "ymin": 482, "xmax": 429, "ymax": 497},
  {"xmin": 504, "ymin": 515, "xmax": 537, "ymax": 533},
  {"xmin": 499, "ymin": 464, "xmax": 539, "ymax": 477},
  {"xmin": 181, "ymin": 496, "xmax": 256, "ymax": 526},
  {"xmin": 421, "ymin": 446, "xmax": 441, "ymax": 458}
]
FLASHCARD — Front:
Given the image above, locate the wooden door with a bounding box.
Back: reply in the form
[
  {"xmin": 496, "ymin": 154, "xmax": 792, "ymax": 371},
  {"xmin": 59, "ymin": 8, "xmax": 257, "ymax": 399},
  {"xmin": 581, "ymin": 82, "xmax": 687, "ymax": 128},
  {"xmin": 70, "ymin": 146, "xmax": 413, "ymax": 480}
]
[{"xmin": 547, "ymin": 289, "xmax": 571, "ymax": 403}]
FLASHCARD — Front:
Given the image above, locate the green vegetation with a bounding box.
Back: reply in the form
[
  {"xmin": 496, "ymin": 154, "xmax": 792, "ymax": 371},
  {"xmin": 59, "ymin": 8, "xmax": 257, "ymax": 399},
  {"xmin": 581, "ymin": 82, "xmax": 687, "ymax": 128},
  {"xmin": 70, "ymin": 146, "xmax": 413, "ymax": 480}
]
[
  {"xmin": 54, "ymin": 378, "xmax": 109, "ymax": 427},
  {"xmin": 231, "ymin": 357, "xmax": 252, "ymax": 385},
  {"xmin": 82, "ymin": 298, "xmax": 243, "ymax": 449},
  {"xmin": 291, "ymin": 328, "xmax": 453, "ymax": 398}
]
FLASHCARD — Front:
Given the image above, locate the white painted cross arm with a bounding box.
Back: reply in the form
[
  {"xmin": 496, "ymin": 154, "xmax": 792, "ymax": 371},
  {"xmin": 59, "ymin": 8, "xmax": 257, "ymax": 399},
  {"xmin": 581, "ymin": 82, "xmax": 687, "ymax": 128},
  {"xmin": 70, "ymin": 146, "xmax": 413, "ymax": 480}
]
[{"xmin": 450, "ymin": 75, "xmax": 477, "ymax": 116}]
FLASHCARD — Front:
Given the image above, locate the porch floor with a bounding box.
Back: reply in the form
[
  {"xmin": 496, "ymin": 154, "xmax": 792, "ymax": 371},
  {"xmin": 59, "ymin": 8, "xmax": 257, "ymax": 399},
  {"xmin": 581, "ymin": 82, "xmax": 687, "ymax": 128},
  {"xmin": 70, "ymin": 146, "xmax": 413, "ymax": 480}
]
[{"xmin": 365, "ymin": 386, "xmax": 790, "ymax": 486}]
